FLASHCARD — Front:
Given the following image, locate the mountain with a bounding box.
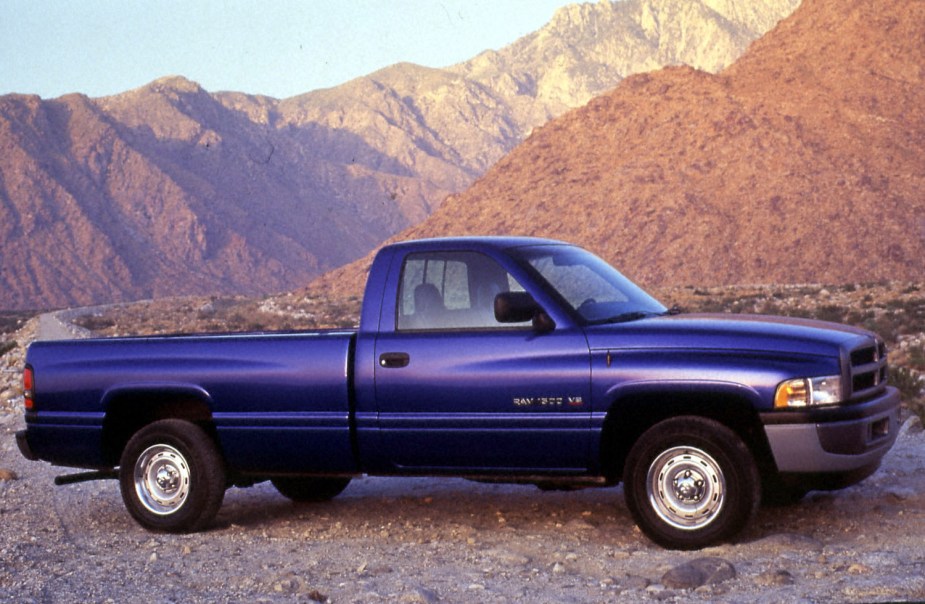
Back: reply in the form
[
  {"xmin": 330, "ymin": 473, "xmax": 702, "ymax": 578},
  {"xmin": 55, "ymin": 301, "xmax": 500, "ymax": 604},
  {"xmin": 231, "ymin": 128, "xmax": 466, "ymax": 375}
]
[
  {"xmin": 312, "ymin": 0, "xmax": 925, "ymax": 298},
  {"xmin": 0, "ymin": 0, "xmax": 798, "ymax": 310},
  {"xmin": 0, "ymin": 82, "xmax": 398, "ymax": 308}
]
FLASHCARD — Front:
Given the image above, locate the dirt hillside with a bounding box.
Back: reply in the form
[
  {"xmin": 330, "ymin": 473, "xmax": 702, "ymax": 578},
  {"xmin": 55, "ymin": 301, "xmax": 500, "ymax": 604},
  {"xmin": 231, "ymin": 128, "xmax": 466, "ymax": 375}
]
[{"xmin": 313, "ymin": 0, "xmax": 925, "ymax": 298}]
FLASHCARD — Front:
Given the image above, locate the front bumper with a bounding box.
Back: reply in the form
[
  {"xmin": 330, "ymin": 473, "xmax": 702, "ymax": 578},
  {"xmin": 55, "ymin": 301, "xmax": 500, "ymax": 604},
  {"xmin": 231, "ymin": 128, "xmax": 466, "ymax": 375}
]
[
  {"xmin": 761, "ymin": 386, "xmax": 901, "ymax": 476},
  {"xmin": 16, "ymin": 429, "xmax": 38, "ymax": 461}
]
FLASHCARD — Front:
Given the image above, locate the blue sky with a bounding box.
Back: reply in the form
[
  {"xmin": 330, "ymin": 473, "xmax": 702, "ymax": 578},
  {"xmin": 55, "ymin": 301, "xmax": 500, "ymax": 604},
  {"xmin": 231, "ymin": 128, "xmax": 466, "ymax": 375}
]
[{"xmin": 1, "ymin": 0, "xmax": 572, "ymax": 99}]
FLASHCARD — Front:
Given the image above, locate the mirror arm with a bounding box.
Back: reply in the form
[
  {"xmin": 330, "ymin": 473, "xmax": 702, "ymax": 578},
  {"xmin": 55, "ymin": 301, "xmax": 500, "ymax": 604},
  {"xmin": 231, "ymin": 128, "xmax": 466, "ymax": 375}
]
[{"xmin": 532, "ymin": 311, "xmax": 556, "ymax": 334}]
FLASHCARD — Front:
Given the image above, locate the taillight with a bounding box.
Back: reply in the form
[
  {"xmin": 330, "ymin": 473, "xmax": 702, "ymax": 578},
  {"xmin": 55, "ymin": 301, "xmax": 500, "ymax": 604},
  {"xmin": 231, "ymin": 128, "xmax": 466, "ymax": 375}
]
[{"xmin": 23, "ymin": 365, "xmax": 34, "ymax": 410}]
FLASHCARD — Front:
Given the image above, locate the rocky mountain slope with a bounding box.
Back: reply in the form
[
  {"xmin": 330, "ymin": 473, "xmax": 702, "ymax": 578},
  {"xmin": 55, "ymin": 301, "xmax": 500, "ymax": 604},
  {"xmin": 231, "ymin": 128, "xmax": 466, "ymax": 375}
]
[
  {"xmin": 314, "ymin": 0, "xmax": 924, "ymax": 297},
  {"xmin": 0, "ymin": 0, "xmax": 798, "ymax": 310}
]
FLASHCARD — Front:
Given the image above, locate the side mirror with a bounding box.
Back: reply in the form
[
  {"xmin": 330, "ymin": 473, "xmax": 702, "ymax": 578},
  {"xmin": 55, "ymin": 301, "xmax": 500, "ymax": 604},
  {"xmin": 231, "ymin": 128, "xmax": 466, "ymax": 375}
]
[{"xmin": 494, "ymin": 292, "xmax": 556, "ymax": 333}]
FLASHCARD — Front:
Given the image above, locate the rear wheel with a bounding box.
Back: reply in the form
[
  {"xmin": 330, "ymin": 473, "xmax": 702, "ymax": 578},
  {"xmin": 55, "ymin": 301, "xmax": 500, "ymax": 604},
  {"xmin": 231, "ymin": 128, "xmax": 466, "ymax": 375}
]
[
  {"xmin": 119, "ymin": 419, "xmax": 226, "ymax": 533},
  {"xmin": 623, "ymin": 416, "xmax": 760, "ymax": 550},
  {"xmin": 272, "ymin": 476, "xmax": 352, "ymax": 502}
]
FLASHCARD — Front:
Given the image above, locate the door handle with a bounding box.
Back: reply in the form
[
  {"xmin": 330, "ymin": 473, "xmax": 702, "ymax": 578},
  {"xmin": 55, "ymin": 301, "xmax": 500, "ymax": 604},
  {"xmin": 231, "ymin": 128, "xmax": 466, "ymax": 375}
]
[{"xmin": 379, "ymin": 352, "xmax": 410, "ymax": 368}]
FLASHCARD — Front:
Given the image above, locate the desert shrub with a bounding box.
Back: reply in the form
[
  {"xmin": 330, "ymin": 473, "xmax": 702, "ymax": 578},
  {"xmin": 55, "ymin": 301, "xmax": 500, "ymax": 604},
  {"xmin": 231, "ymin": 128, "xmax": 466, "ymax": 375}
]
[
  {"xmin": 781, "ymin": 306, "xmax": 816, "ymax": 320},
  {"xmin": 813, "ymin": 304, "xmax": 847, "ymax": 324},
  {"xmin": 795, "ymin": 285, "xmax": 824, "ymax": 297},
  {"xmin": 759, "ymin": 300, "xmax": 783, "ymax": 315},
  {"xmin": 845, "ymin": 309, "xmax": 875, "ymax": 325},
  {"xmin": 0, "ymin": 340, "xmax": 17, "ymax": 356},
  {"xmin": 908, "ymin": 398, "xmax": 925, "ymax": 426},
  {"xmin": 864, "ymin": 312, "xmax": 900, "ymax": 342},
  {"xmin": 0, "ymin": 311, "xmax": 33, "ymax": 336},
  {"xmin": 890, "ymin": 366, "xmax": 925, "ymax": 423},
  {"xmin": 691, "ymin": 298, "xmax": 728, "ymax": 313},
  {"xmin": 890, "ymin": 366, "xmax": 924, "ymax": 398},
  {"xmin": 909, "ymin": 345, "xmax": 925, "ymax": 371},
  {"xmin": 73, "ymin": 315, "xmax": 116, "ymax": 331}
]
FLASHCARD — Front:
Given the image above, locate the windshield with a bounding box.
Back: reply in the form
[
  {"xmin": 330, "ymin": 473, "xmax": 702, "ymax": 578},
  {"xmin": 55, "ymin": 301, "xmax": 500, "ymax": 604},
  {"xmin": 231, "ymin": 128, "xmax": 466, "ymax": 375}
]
[{"xmin": 513, "ymin": 244, "xmax": 667, "ymax": 324}]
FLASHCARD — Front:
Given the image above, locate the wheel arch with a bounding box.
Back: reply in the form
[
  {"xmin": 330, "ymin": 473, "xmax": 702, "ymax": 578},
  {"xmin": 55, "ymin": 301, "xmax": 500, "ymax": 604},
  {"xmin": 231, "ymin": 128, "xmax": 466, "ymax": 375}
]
[
  {"xmin": 599, "ymin": 381, "xmax": 775, "ymax": 483},
  {"xmin": 101, "ymin": 384, "xmax": 216, "ymax": 466}
]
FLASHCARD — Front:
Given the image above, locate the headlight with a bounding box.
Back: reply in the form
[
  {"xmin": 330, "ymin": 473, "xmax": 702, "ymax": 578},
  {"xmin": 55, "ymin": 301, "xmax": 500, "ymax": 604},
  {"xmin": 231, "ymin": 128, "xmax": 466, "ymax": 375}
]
[{"xmin": 774, "ymin": 375, "xmax": 843, "ymax": 409}]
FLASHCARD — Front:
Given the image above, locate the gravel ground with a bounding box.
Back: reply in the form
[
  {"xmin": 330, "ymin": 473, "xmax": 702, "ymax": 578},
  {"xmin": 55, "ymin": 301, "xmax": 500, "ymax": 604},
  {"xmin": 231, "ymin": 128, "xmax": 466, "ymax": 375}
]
[{"xmin": 2, "ymin": 319, "xmax": 925, "ymax": 603}]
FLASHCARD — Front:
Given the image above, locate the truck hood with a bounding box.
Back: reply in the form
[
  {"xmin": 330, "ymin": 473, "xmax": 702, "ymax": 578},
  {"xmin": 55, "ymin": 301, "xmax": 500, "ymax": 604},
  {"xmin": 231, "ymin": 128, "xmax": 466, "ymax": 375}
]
[{"xmin": 584, "ymin": 313, "xmax": 876, "ymax": 358}]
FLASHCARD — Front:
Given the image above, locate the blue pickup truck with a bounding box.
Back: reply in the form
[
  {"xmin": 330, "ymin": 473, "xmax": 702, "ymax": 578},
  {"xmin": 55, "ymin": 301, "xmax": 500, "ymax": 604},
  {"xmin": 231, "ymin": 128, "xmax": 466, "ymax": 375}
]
[{"xmin": 17, "ymin": 237, "xmax": 901, "ymax": 549}]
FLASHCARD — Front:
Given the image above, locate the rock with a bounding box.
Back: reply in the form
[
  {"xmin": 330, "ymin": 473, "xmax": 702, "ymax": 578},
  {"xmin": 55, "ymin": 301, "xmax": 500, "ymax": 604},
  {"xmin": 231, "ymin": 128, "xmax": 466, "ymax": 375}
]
[
  {"xmin": 885, "ymin": 487, "xmax": 916, "ymax": 502},
  {"xmin": 0, "ymin": 468, "xmax": 17, "ymax": 481},
  {"xmin": 848, "ymin": 563, "xmax": 871, "ymax": 575},
  {"xmin": 399, "ymin": 587, "xmax": 439, "ymax": 603},
  {"xmin": 621, "ymin": 575, "xmax": 651, "ymax": 590},
  {"xmin": 756, "ymin": 569, "xmax": 796, "ymax": 586},
  {"xmin": 750, "ymin": 533, "xmax": 824, "ymax": 554},
  {"xmin": 563, "ymin": 518, "xmax": 595, "ymax": 531},
  {"xmin": 271, "ymin": 572, "xmax": 326, "ymax": 597},
  {"xmin": 899, "ymin": 416, "xmax": 923, "ymax": 436},
  {"xmin": 661, "ymin": 557, "xmax": 736, "ymax": 589},
  {"xmin": 197, "ymin": 302, "xmax": 216, "ymax": 318},
  {"xmin": 485, "ymin": 547, "xmax": 531, "ymax": 566}
]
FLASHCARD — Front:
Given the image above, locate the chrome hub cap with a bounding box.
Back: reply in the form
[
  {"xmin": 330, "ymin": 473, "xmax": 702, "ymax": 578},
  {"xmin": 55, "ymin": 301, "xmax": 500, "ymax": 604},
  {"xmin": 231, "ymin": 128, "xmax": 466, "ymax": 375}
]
[
  {"xmin": 134, "ymin": 444, "xmax": 191, "ymax": 515},
  {"xmin": 647, "ymin": 446, "xmax": 725, "ymax": 530}
]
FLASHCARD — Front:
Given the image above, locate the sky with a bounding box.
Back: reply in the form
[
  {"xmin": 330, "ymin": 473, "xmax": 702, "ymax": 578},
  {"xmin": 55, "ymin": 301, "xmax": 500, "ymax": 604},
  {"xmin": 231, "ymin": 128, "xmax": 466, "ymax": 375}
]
[{"xmin": 1, "ymin": 0, "xmax": 573, "ymax": 100}]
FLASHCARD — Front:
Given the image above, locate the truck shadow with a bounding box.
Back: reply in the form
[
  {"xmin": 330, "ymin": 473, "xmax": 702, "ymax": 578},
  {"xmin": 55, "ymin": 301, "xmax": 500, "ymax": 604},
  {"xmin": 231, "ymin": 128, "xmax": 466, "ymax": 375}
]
[
  {"xmin": 213, "ymin": 477, "xmax": 637, "ymax": 539},
  {"xmin": 210, "ymin": 475, "xmax": 911, "ymax": 549}
]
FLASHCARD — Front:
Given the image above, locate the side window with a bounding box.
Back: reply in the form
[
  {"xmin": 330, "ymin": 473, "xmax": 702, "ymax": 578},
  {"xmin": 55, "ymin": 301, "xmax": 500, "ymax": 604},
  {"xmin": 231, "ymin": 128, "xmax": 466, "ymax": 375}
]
[{"xmin": 397, "ymin": 251, "xmax": 527, "ymax": 330}]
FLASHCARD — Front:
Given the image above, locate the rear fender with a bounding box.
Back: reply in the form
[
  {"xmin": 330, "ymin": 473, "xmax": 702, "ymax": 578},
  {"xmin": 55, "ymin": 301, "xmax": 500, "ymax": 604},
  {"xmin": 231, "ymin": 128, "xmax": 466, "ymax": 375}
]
[{"xmin": 101, "ymin": 383, "xmax": 215, "ymax": 465}]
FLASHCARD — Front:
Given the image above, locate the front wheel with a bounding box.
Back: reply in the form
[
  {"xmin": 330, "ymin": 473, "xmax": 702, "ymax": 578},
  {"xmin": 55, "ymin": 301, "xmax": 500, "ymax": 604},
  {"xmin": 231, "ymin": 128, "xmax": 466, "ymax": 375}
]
[
  {"xmin": 623, "ymin": 416, "xmax": 760, "ymax": 550},
  {"xmin": 119, "ymin": 419, "xmax": 226, "ymax": 533}
]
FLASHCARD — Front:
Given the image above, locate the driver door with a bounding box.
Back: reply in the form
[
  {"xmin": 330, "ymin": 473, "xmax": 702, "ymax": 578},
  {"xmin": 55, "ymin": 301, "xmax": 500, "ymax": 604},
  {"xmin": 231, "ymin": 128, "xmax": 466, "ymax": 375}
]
[{"xmin": 373, "ymin": 250, "xmax": 592, "ymax": 472}]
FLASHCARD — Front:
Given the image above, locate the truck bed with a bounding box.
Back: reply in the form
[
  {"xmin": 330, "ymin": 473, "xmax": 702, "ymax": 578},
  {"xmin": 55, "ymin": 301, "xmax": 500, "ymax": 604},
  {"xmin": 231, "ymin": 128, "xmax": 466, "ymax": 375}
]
[{"xmin": 23, "ymin": 329, "xmax": 359, "ymax": 474}]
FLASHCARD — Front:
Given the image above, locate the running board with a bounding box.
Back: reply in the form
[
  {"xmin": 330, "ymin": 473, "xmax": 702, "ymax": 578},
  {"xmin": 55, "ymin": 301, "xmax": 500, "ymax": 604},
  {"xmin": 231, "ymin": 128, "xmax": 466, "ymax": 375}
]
[{"xmin": 54, "ymin": 469, "xmax": 118, "ymax": 486}]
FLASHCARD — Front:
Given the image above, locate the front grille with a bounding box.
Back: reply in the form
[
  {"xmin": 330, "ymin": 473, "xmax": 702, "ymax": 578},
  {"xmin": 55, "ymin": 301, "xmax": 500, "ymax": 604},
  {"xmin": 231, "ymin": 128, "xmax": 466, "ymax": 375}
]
[{"xmin": 848, "ymin": 338, "xmax": 888, "ymax": 399}]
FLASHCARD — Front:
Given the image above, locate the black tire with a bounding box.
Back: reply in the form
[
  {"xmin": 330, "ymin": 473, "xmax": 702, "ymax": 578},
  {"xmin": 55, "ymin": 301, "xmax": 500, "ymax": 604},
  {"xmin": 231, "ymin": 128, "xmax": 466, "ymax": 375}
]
[
  {"xmin": 623, "ymin": 416, "xmax": 760, "ymax": 550},
  {"xmin": 119, "ymin": 419, "xmax": 226, "ymax": 533},
  {"xmin": 271, "ymin": 476, "xmax": 352, "ymax": 502},
  {"xmin": 761, "ymin": 476, "xmax": 808, "ymax": 507}
]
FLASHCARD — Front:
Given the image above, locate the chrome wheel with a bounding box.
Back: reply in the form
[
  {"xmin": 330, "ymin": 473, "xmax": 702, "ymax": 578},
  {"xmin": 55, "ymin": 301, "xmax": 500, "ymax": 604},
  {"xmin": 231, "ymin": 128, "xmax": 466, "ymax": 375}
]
[
  {"xmin": 120, "ymin": 420, "xmax": 226, "ymax": 532},
  {"xmin": 647, "ymin": 445, "xmax": 725, "ymax": 531},
  {"xmin": 133, "ymin": 444, "xmax": 191, "ymax": 516},
  {"xmin": 624, "ymin": 417, "xmax": 760, "ymax": 549}
]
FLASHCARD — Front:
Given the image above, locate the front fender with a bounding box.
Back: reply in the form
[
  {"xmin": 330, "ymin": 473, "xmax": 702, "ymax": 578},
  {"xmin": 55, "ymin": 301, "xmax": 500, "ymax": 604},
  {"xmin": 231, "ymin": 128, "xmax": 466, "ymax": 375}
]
[
  {"xmin": 594, "ymin": 379, "xmax": 770, "ymax": 480},
  {"xmin": 603, "ymin": 379, "xmax": 764, "ymax": 409}
]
